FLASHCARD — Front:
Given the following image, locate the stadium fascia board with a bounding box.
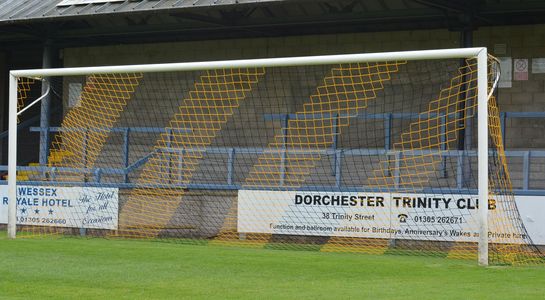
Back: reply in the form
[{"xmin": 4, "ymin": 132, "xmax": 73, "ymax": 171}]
[{"xmin": 10, "ymin": 47, "xmax": 486, "ymax": 78}]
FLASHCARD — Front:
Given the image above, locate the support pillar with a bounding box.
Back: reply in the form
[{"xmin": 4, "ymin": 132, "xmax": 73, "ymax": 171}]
[
  {"xmin": 459, "ymin": 26, "xmax": 474, "ymax": 188},
  {"xmin": 39, "ymin": 40, "xmax": 55, "ymax": 167}
]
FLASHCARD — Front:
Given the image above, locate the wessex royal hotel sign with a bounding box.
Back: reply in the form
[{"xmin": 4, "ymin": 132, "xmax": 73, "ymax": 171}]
[{"xmin": 0, "ymin": 185, "xmax": 118, "ymax": 230}]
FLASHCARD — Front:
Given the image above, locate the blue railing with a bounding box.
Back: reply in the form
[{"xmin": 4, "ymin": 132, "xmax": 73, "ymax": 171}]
[
  {"xmin": 0, "ymin": 111, "xmax": 544, "ymax": 195},
  {"xmin": 0, "ymin": 147, "xmax": 544, "ymax": 195},
  {"xmin": 265, "ymin": 112, "xmax": 450, "ymax": 177},
  {"xmin": 28, "ymin": 126, "xmax": 192, "ymax": 182}
]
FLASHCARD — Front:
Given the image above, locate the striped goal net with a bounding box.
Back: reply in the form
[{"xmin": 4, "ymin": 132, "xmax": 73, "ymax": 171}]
[{"xmin": 5, "ymin": 48, "xmax": 544, "ymax": 265}]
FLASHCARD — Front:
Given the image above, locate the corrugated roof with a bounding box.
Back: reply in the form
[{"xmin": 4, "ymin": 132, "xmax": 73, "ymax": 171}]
[
  {"xmin": 3, "ymin": 0, "xmax": 545, "ymax": 48},
  {"xmin": 0, "ymin": 0, "xmax": 286, "ymax": 24}
]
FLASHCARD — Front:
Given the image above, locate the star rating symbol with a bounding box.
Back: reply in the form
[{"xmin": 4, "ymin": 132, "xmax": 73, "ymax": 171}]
[
  {"xmin": 48, "ymin": 209, "xmax": 54, "ymax": 215},
  {"xmin": 34, "ymin": 209, "xmax": 40, "ymax": 214},
  {"xmin": 20, "ymin": 208, "xmax": 27, "ymax": 214}
]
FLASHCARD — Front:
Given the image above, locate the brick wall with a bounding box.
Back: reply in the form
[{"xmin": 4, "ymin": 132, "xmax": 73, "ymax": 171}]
[
  {"xmin": 58, "ymin": 25, "xmax": 545, "ymax": 235},
  {"xmin": 62, "ymin": 25, "xmax": 545, "ymax": 152},
  {"xmin": 475, "ymin": 25, "xmax": 545, "ymax": 149}
]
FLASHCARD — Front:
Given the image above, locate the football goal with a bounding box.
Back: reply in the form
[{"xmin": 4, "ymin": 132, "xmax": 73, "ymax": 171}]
[{"xmin": 4, "ymin": 47, "xmax": 543, "ymax": 265}]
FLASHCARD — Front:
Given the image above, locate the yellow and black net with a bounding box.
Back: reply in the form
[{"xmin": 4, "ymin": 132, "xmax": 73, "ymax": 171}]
[{"xmin": 7, "ymin": 56, "xmax": 544, "ymax": 265}]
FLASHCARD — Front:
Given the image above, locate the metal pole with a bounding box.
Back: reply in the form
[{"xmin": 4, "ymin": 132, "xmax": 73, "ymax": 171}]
[
  {"xmin": 39, "ymin": 40, "xmax": 54, "ymax": 167},
  {"xmin": 7, "ymin": 73, "xmax": 18, "ymax": 238},
  {"xmin": 462, "ymin": 29, "xmax": 474, "ymax": 153},
  {"xmin": 463, "ymin": 29, "xmax": 474, "ymax": 188},
  {"xmin": 123, "ymin": 128, "xmax": 130, "ymax": 183},
  {"xmin": 458, "ymin": 28, "xmax": 473, "ymax": 188},
  {"xmin": 477, "ymin": 49, "xmax": 489, "ymax": 266}
]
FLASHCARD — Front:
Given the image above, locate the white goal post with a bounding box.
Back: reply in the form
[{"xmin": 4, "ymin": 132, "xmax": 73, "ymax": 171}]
[{"xmin": 7, "ymin": 47, "xmax": 490, "ymax": 265}]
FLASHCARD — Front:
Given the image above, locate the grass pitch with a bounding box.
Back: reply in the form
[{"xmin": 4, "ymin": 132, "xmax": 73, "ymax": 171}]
[{"xmin": 1, "ymin": 235, "xmax": 544, "ymax": 299}]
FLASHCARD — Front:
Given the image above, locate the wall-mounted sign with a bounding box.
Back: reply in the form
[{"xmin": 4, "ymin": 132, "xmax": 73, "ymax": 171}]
[
  {"xmin": 494, "ymin": 44, "xmax": 507, "ymax": 55},
  {"xmin": 514, "ymin": 58, "xmax": 529, "ymax": 81},
  {"xmin": 498, "ymin": 57, "xmax": 512, "ymax": 88},
  {"xmin": 238, "ymin": 190, "xmax": 545, "ymax": 245},
  {"xmin": 532, "ymin": 58, "xmax": 545, "ymax": 74},
  {"xmin": 0, "ymin": 185, "xmax": 118, "ymax": 230}
]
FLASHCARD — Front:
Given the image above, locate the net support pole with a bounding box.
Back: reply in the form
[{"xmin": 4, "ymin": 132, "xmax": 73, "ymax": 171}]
[
  {"xmin": 7, "ymin": 73, "xmax": 18, "ymax": 239},
  {"xmin": 477, "ymin": 49, "xmax": 489, "ymax": 266}
]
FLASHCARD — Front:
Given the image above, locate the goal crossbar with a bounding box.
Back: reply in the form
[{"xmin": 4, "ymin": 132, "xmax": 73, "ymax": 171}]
[{"xmin": 11, "ymin": 48, "xmax": 486, "ymax": 78}]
